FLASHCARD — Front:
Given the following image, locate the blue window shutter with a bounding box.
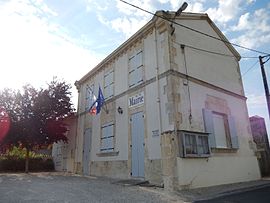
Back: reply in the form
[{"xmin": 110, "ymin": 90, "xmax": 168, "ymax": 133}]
[
  {"xmin": 202, "ymin": 109, "xmax": 216, "ymax": 148},
  {"xmin": 228, "ymin": 116, "xmax": 239, "ymax": 149},
  {"xmin": 136, "ymin": 66, "xmax": 143, "ymax": 84},
  {"xmin": 130, "ymin": 71, "xmax": 136, "ymax": 87}
]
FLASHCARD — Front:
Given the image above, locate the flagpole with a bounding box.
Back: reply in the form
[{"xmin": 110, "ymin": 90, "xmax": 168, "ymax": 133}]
[
  {"xmin": 98, "ymin": 84, "xmax": 108, "ymax": 114},
  {"xmin": 87, "ymin": 84, "xmax": 109, "ymax": 114}
]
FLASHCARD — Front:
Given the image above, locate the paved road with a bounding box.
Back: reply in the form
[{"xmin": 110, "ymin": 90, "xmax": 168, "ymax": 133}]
[
  {"xmin": 0, "ymin": 173, "xmax": 180, "ymax": 203},
  {"xmin": 195, "ymin": 186, "xmax": 270, "ymax": 203}
]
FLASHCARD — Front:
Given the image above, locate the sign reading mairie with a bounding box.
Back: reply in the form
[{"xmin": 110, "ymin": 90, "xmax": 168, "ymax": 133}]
[{"xmin": 129, "ymin": 92, "xmax": 144, "ymax": 108}]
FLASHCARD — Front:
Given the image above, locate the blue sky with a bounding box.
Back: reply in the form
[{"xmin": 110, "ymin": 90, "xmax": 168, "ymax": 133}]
[{"xmin": 0, "ymin": 0, "xmax": 270, "ymax": 133}]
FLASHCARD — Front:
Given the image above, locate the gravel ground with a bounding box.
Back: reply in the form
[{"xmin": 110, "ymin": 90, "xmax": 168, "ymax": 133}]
[{"xmin": 0, "ymin": 172, "xmax": 183, "ymax": 203}]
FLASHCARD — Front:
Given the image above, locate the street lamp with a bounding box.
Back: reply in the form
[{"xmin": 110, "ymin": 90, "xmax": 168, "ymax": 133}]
[
  {"xmin": 171, "ymin": 2, "xmax": 188, "ymax": 35},
  {"xmin": 176, "ymin": 2, "xmax": 188, "ymax": 16}
]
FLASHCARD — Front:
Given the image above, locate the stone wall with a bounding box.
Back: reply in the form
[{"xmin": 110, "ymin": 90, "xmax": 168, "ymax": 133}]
[
  {"xmin": 145, "ymin": 159, "xmax": 163, "ymax": 186},
  {"xmin": 90, "ymin": 160, "xmax": 129, "ymax": 179},
  {"xmin": 160, "ymin": 131, "xmax": 179, "ymax": 190}
]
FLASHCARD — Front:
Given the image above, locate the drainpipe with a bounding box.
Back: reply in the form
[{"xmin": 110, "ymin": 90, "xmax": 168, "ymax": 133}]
[
  {"xmin": 154, "ymin": 25, "xmax": 163, "ymax": 140},
  {"xmin": 181, "ymin": 45, "xmax": 193, "ymax": 127},
  {"xmin": 74, "ymin": 81, "xmax": 81, "ymax": 173}
]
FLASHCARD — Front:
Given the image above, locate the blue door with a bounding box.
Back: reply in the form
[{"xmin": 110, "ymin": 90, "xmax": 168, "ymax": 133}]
[
  {"xmin": 83, "ymin": 128, "xmax": 92, "ymax": 175},
  {"xmin": 131, "ymin": 112, "xmax": 145, "ymax": 177}
]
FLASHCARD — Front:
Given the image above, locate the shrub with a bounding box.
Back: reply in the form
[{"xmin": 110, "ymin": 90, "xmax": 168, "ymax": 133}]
[
  {"xmin": 0, "ymin": 146, "xmax": 54, "ymax": 172},
  {"xmin": 0, "ymin": 158, "xmax": 54, "ymax": 172},
  {"xmin": 2, "ymin": 146, "xmax": 48, "ymax": 159}
]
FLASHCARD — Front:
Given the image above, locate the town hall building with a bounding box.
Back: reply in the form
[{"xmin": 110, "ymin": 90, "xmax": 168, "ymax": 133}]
[{"xmin": 69, "ymin": 11, "xmax": 260, "ymax": 190}]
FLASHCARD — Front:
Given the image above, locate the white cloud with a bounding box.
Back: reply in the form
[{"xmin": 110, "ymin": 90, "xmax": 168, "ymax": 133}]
[
  {"xmin": 156, "ymin": 0, "xmax": 205, "ymax": 12},
  {"xmin": 86, "ymin": 0, "xmax": 110, "ymax": 12},
  {"xmin": 206, "ymin": 0, "xmax": 243, "ymax": 23},
  {"xmin": 102, "ymin": 0, "xmax": 205, "ymax": 38},
  {"xmin": 97, "ymin": 13, "xmax": 149, "ymax": 38},
  {"xmin": 116, "ymin": 0, "xmax": 156, "ymax": 18},
  {"xmin": 168, "ymin": 0, "xmax": 182, "ymax": 10},
  {"xmin": 112, "ymin": 17, "xmax": 148, "ymax": 38},
  {"xmin": 186, "ymin": 2, "xmax": 204, "ymax": 13},
  {"xmin": 247, "ymin": 0, "xmax": 256, "ymax": 5},
  {"xmin": 0, "ymin": 0, "xmax": 103, "ymax": 106},
  {"xmin": 231, "ymin": 13, "xmax": 250, "ymax": 31},
  {"xmin": 247, "ymin": 94, "xmax": 266, "ymax": 108},
  {"xmin": 95, "ymin": 0, "xmax": 153, "ymax": 39},
  {"xmin": 231, "ymin": 8, "xmax": 270, "ymax": 49}
]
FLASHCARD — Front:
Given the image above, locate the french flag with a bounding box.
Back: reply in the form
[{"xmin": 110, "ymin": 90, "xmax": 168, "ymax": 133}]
[{"xmin": 89, "ymin": 86, "xmax": 105, "ymax": 115}]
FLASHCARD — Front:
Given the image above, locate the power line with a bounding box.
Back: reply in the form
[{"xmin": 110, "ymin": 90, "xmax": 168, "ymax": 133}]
[
  {"xmin": 119, "ymin": 0, "xmax": 270, "ymax": 55},
  {"xmin": 241, "ymin": 60, "xmax": 259, "ymax": 77},
  {"xmin": 173, "ymin": 41, "xmax": 258, "ymax": 59},
  {"xmin": 263, "ymin": 56, "xmax": 270, "ymax": 64},
  {"xmin": 242, "ymin": 55, "xmax": 270, "ymax": 77}
]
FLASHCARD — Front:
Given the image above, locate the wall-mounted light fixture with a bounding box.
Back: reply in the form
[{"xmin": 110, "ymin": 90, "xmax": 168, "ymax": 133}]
[{"xmin": 117, "ymin": 106, "xmax": 123, "ymax": 114}]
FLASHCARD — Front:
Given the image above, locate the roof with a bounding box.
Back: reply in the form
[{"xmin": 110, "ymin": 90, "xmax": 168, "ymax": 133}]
[
  {"xmin": 250, "ymin": 115, "xmax": 265, "ymax": 120},
  {"xmin": 78, "ymin": 11, "xmax": 241, "ymax": 84}
]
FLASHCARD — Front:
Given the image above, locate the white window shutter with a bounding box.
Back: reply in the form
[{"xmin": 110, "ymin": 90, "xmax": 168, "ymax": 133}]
[
  {"xmin": 202, "ymin": 109, "xmax": 216, "ymax": 148},
  {"xmin": 228, "ymin": 115, "xmax": 239, "ymax": 149}
]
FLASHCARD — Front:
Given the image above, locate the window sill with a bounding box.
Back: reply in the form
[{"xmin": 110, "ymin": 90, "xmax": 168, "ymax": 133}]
[
  {"xmin": 96, "ymin": 151, "xmax": 119, "ymax": 157},
  {"xmin": 181, "ymin": 154, "xmax": 211, "ymax": 158},
  {"xmin": 211, "ymin": 148, "xmax": 238, "ymax": 153}
]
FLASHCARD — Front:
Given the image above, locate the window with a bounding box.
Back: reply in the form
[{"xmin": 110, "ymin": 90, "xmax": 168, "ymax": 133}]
[
  {"xmin": 212, "ymin": 113, "xmax": 229, "ymax": 148},
  {"xmin": 179, "ymin": 131, "xmax": 210, "ymax": 157},
  {"xmin": 203, "ymin": 109, "xmax": 239, "ymax": 149},
  {"xmin": 129, "ymin": 50, "xmax": 143, "ymax": 87},
  {"xmin": 104, "ymin": 69, "xmax": 114, "ymax": 99},
  {"xmin": 100, "ymin": 122, "xmax": 114, "ymax": 152},
  {"xmin": 85, "ymin": 84, "xmax": 95, "ymax": 111}
]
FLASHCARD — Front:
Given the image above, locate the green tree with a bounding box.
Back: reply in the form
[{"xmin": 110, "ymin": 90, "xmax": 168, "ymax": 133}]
[{"xmin": 0, "ymin": 78, "xmax": 74, "ymax": 172}]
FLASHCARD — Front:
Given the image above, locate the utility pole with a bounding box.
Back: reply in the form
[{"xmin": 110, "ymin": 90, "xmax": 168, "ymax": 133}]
[{"xmin": 259, "ymin": 55, "xmax": 270, "ymax": 120}]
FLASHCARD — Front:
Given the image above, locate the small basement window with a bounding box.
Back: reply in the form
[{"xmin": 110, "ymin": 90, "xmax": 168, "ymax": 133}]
[{"xmin": 178, "ymin": 131, "xmax": 211, "ymax": 158}]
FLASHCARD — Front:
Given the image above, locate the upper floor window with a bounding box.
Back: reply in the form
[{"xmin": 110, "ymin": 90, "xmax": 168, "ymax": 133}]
[
  {"xmin": 85, "ymin": 84, "xmax": 95, "ymax": 111},
  {"xmin": 212, "ymin": 112, "xmax": 230, "ymax": 148},
  {"xmin": 129, "ymin": 50, "xmax": 143, "ymax": 87},
  {"xmin": 104, "ymin": 69, "xmax": 114, "ymax": 99},
  {"xmin": 203, "ymin": 109, "xmax": 239, "ymax": 149}
]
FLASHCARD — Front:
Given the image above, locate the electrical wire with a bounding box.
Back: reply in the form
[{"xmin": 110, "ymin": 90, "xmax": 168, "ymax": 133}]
[
  {"xmin": 241, "ymin": 60, "xmax": 259, "ymax": 77},
  {"xmin": 263, "ymin": 56, "xmax": 270, "ymax": 64},
  {"xmin": 173, "ymin": 41, "xmax": 258, "ymax": 59},
  {"xmin": 119, "ymin": 0, "xmax": 270, "ymax": 56}
]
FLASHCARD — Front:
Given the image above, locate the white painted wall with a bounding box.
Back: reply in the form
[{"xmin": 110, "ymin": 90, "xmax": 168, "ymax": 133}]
[
  {"xmin": 145, "ymin": 82, "xmax": 161, "ymax": 159},
  {"xmin": 115, "ymin": 96, "xmax": 129, "ymax": 160},
  {"xmin": 175, "ymin": 75, "xmax": 259, "ymax": 188},
  {"xmin": 173, "ymin": 19, "xmax": 243, "ymax": 95},
  {"xmin": 75, "ymin": 114, "xmax": 84, "ymax": 164},
  {"xmin": 52, "ymin": 116, "xmax": 77, "ymax": 173},
  {"xmin": 177, "ymin": 156, "xmax": 260, "ymax": 188},
  {"xmin": 115, "ymin": 54, "xmax": 128, "ymax": 95},
  {"xmin": 171, "ymin": 17, "xmax": 260, "ymax": 188},
  {"xmin": 187, "ymin": 82, "xmax": 255, "ymax": 154}
]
